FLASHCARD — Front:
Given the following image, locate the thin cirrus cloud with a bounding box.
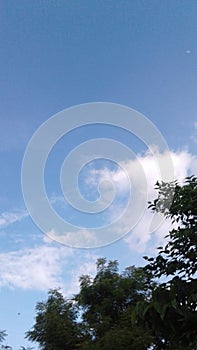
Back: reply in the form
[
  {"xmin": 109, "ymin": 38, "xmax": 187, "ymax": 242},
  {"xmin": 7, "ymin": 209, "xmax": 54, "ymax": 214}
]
[{"xmin": 0, "ymin": 210, "xmax": 28, "ymax": 228}]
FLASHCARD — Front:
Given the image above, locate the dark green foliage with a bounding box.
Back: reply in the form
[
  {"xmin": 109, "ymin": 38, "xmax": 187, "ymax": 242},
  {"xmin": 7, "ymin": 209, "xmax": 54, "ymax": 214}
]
[
  {"xmin": 26, "ymin": 289, "xmax": 80, "ymax": 350},
  {"xmin": 0, "ymin": 331, "xmax": 7, "ymax": 344},
  {"xmin": 76, "ymin": 258, "xmax": 154, "ymax": 349},
  {"xmin": 0, "ymin": 332, "xmax": 33, "ymax": 350},
  {"xmin": 26, "ymin": 260, "xmax": 154, "ymax": 350},
  {"xmin": 146, "ymin": 176, "xmax": 197, "ymax": 279},
  {"xmin": 23, "ymin": 176, "xmax": 197, "ymax": 349},
  {"xmin": 132, "ymin": 278, "xmax": 197, "ymax": 349},
  {"xmin": 0, "ymin": 331, "xmax": 12, "ymax": 350},
  {"xmin": 133, "ymin": 176, "xmax": 197, "ymax": 350}
]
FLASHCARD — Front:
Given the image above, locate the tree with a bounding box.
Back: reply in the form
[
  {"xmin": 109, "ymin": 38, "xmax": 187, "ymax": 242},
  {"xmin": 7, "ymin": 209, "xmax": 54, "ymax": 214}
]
[
  {"xmin": 26, "ymin": 260, "xmax": 155, "ymax": 350},
  {"xmin": 76, "ymin": 258, "xmax": 154, "ymax": 349},
  {"xmin": 26, "ymin": 177, "xmax": 196, "ymax": 349},
  {"xmin": 26, "ymin": 289, "xmax": 81, "ymax": 350},
  {"xmin": 0, "ymin": 331, "xmax": 7, "ymax": 344},
  {"xmin": 147, "ymin": 175, "xmax": 197, "ymax": 279},
  {"xmin": 0, "ymin": 331, "xmax": 33, "ymax": 350},
  {"xmin": 132, "ymin": 176, "xmax": 197, "ymax": 350},
  {"xmin": 0, "ymin": 331, "xmax": 11, "ymax": 350}
]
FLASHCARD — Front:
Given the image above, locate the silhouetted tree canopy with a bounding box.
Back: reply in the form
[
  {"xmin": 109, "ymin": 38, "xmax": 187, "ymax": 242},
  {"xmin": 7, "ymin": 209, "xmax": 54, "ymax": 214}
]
[
  {"xmin": 26, "ymin": 261, "xmax": 155, "ymax": 350},
  {"xmin": 133, "ymin": 176, "xmax": 197, "ymax": 350}
]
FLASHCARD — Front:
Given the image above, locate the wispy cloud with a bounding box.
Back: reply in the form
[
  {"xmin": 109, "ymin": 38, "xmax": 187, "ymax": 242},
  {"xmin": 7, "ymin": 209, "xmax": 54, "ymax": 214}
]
[
  {"xmin": 190, "ymin": 121, "xmax": 197, "ymax": 144},
  {"xmin": 50, "ymin": 194, "xmax": 68, "ymax": 207},
  {"xmin": 0, "ymin": 210, "xmax": 28, "ymax": 228},
  {"xmin": 0, "ymin": 244, "xmax": 72, "ymax": 291},
  {"xmin": 0, "ymin": 241, "xmax": 99, "ymax": 295},
  {"xmin": 48, "ymin": 228, "xmax": 101, "ymax": 248}
]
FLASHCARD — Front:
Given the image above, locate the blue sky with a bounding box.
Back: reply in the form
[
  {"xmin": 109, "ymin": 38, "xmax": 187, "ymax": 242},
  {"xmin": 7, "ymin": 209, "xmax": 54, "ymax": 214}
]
[{"xmin": 0, "ymin": 0, "xmax": 197, "ymax": 348}]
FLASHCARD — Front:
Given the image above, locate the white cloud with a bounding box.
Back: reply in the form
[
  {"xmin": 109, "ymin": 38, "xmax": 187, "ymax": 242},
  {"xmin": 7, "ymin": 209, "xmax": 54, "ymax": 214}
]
[
  {"xmin": 50, "ymin": 194, "xmax": 68, "ymax": 207},
  {"xmin": 86, "ymin": 167, "xmax": 129, "ymax": 195},
  {"xmin": 0, "ymin": 210, "xmax": 28, "ymax": 227},
  {"xmin": 43, "ymin": 149, "xmax": 196, "ymax": 252},
  {"xmin": 48, "ymin": 228, "xmax": 101, "ymax": 248},
  {"xmin": 122, "ymin": 150, "xmax": 196, "ymax": 252},
  {"xmin": 124, "ymin": 211, "xmax": 173, "ymax": 253},
  {"xmin": 0, "ymin": 245, "xmax": 72, "ymax": 291},
  {"xmin": 0, "ymin": 240, "xmax": 99, "ymax": 295},
  {"xmin": 2, "ymin": 149, "xmax": 193, "ymax": 292},
  {"xmin": 83, "ymin": 149, "xmax": 197, "ymax": 253},
  {"xmin": 0, "ymin": 150, "xmax": 194, "ymax": 291},
  {"xmin": 86, "ymin": 149, "xmax": 196, "ymax": 203}
]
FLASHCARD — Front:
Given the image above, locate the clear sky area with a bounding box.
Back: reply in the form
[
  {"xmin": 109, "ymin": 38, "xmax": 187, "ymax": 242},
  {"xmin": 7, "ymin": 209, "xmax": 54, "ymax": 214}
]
[{"xmin": 0, "ymin": 1, "xmax": 196, "ymax": 348}]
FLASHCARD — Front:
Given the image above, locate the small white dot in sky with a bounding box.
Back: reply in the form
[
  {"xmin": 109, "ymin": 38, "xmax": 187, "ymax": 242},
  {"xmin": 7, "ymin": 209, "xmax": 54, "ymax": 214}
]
[{"xmin": 185, "ymin": 50, "xmax": 191, "ymax": 54}]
